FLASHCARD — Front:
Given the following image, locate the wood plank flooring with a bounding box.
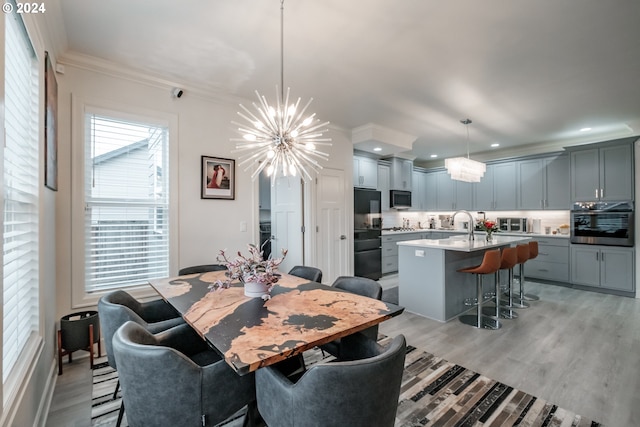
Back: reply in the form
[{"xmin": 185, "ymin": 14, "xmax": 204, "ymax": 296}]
[{"xmin": 46, "ymin": 278, "xmax": 640, "ymax": 426}]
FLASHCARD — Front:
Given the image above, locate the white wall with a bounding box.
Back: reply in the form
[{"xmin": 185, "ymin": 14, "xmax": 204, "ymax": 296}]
[{"xmin": 54, "ymin": 60, "xmax": 353, "ymax": 314}]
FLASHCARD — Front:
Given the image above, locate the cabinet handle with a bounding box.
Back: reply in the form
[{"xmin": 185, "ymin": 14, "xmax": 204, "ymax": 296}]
[
  {"xmin": 601, "ymin": 252, "xmax": 605, "ymax": 261},
  {"xmin": 596, "ymin": 252, "xmax": 599, "ymax": 261},
  {"xmin": 595, "ymin": 188, "xmax": 598, "ymax": 198},
  {"xmin": 539, "ymin": 252, "xmax": 549, "ymax": 256},
  {"xmin": 600, "ymin": 188, "xmax": 604, "ymax": 199}
]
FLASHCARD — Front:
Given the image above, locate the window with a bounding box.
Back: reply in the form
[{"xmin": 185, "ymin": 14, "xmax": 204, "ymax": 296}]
[
  {"xmin": 83, "ymin": 113, "xmax": 170, "ymax": 294},
  {"xmin": 3, "ymin": 6, "xmax": 40, "ymax": 391}
]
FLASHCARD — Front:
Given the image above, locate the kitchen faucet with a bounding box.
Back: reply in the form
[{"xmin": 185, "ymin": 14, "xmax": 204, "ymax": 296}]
[{"xmin": 451, "ymin": 210, "xmax": 475, "ymax": 240}]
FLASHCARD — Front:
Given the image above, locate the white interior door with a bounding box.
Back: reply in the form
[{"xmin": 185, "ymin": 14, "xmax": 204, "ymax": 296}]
[
  {"xmin": 315, "ymin": 168, "xmax": 348, "ymax": 284},
  {"xmin": 271, "ymin": 175, "xmax": 303, "ymax": 272}
]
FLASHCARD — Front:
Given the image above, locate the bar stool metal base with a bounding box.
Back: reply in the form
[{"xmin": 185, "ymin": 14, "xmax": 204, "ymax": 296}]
[
  {"xmin": 459, "ymin": 314, "xmax": 501, "ymax": 329},
  {"xmin": 482, "ymin": 306, "xmax": 518, "ymax": 319},
  {"xmin": 502, "ymin": 299, "xmax": 530, "ymax": 309},
  {"xmin": 522, "ymin": 293, "xmax": 540, "ymax": 301}
]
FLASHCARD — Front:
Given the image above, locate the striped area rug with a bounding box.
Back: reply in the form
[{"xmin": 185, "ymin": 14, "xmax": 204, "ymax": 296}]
[{"xmin": 92, "ymin": 341, "xmax": 603, "ymax": 426}]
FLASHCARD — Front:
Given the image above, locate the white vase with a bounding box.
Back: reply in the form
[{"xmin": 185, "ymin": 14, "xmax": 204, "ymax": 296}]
[{"xmin": 244, "ymin": 281, "xmax": 270, "ymax": 298}]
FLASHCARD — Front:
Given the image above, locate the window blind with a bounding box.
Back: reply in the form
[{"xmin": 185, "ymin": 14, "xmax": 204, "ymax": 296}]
[
  {"xmin": 3, "ymin": 7, "xmax": 40, "ymax": 384},
  {"xmin": 84, "ymin": 114, "xmax": 170, "ymax": 293}
]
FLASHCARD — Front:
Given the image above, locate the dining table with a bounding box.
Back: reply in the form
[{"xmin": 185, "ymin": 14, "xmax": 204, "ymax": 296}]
[{"xmin": 149, "ymin": 270, "xmax": 404, "ymax": 375}]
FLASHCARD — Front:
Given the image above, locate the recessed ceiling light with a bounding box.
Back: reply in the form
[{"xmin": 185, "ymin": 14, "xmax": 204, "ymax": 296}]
[
  {"xmin": 580, "ymin": 127, "xmax": 592, "ymax": 132},
  {"xmin": 430, "ymin": 154, "xmax": 438, "ymax": 158},
  {"xmin": 491, "ymin": 143, "xmax": 500, "ymax": 148},
  {"xmin": 373, "ymin": 147, "xmax": 382, "ymax": 152}
]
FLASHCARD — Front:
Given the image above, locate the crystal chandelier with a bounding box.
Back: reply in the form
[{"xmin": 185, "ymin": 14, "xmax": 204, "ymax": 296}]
[
  {"xmin": 232, "ymin": 0, "xmax": 331, "ymax": 183},
  {"xmin": 444, "ymin": 119, "xmax": 486, "ymax": 183}
]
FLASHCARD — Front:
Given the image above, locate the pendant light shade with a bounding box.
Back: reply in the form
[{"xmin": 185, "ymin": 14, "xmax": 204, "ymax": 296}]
[
  {"xmin": 232, "ymin": 0, "xmax": 331, "ymax": 183},
  {"xmin": 445, "ymin": 119, "xmax": 486, "ymax": 183}
]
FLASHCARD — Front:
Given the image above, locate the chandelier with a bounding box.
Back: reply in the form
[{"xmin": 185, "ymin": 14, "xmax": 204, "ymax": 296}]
[
  {"xmin": 444, "ymin": 119, "xmax": 486, "ymax": 183},
  {"xmin": 232, "ymin": 0, "xmax": 331, "ymax": 183}
]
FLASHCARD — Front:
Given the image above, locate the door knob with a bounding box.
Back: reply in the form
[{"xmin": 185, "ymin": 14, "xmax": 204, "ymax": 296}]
[{"xmin": 340, "ymin": 235, "xmax": 346, "ymax": 240}]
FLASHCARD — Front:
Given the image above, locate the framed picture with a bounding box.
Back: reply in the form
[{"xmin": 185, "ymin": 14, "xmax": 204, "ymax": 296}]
[
  {"xmin": 44, "ymin": 51, "xmax": 58, "ymax": 191},
  {"xmin": 201, "ymin": 156, "xmax": 235, "ymax": 200}
]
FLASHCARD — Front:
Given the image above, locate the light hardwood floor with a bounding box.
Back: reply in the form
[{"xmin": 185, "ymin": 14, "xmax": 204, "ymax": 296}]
[{"xmin": 46, "ymin": 278, "xmax": 640, "ymax": 426}]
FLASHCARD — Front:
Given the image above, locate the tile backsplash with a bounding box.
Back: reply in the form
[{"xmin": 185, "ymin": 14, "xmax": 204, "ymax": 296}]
[{"xmin": 382, "ymin": 210, "xmax": 570, "ymax": 233}]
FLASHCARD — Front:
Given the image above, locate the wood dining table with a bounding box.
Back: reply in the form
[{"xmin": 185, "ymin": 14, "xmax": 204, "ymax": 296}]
[{"xmin": 149, "ymin": 270, "xmax": 404, "ymax": 375}]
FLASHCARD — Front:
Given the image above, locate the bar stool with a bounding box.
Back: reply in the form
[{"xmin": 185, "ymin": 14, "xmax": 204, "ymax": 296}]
[
  {"xmin": 483, "ymin": 246, "xmax": 519, "ymax": 320},
  {"xmin": 504, "ymin": 244, "xmax": 530, "ymax": 309},
  {"xmin": 519, "ymin": 241, "xmax": 540, "ymax": 301},
  {"xmin": 459, "ymin": 249, "xmax": 502, "ymax": 330}
]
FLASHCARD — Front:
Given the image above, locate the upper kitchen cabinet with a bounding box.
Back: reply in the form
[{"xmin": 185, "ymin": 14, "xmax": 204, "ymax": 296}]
[
  {"xmin": 353, "ymin": 155, "xmax": 378, "ymax": 189},
  {"xmin": 378, "ymin": 161, "xmax": 391, "ymax": 211},
  {"xmin": 389, "ymin": 157, "xmax": 413, "ymax": 191},
  {"xmin": 411, "ymin": 169, "xmax": 426, "ymax": 211},
  {"xmin": 433, "ymin": 170, "xmax": 473, "ymax": 211},
  {"xmin": 473, "ymin": 162, "xmax": 517, "ymax": 210},
  {"xmin": 517, "ymin": 154, "xmax": 570, "ymax": 210},
  {"xmin": 570, "ymin": 139, "xmax": 634, "ymax": 202}
]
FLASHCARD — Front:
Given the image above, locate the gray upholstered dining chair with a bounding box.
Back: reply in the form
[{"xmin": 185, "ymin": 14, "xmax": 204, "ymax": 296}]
[
  {"xmin": 288, "ymin": 265, "xmax": 323, "ymax": 283},
  {"xmin": 178, "ymin": 264, "xmax": 227, "ymax": 275},
  {"xmin": 256, "ymin": 333, "xmax": 406, "ymax": 427},
  {"xmin": 320, "ymin": 276, "xmax": 383, "ymax": 357},
  {"xmin": 112, "ymin": 321, "xmax": 257, "ymax": 427},
  {"xmin": 97, "ymin": 290, "xmax": 185, "ymax": 426}
]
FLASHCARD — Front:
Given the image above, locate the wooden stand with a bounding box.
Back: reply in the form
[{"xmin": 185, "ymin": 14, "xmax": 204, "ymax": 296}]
[{"xmin": 58, "ymin": 311, "xmax": 101, "ymax": 375}]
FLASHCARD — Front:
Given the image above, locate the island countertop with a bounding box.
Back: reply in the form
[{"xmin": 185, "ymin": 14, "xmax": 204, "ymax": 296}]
[{"xmin": 397, "ymin": 234, "xmax": 531, "ymax": 252}]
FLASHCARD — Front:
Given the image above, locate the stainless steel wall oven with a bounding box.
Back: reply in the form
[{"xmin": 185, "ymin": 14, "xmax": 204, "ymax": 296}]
[{"xmin": 570, "ymin": 201, "xmax": 634, "ymax": 247}]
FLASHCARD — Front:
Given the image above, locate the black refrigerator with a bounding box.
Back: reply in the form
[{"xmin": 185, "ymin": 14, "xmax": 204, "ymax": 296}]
[{"xmin": 354, "ymin": 189, "xmax": 382, "ymax": 280}]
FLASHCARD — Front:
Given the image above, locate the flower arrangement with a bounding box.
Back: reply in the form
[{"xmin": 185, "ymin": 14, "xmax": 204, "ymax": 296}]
[
  {"xmin": 477, "ymin": 219, "xmax": 499, "ymax": 241},
  {"xmin": 210, "ymin": 243, "xmax": 287, "ymax": 299}
]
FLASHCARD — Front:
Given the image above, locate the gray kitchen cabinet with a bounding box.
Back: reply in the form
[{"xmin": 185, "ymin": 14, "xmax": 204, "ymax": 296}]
[
  {"xmin": 411, "ymin": 170, "xmax": 426, "ymax": 211},
  {"xmin": 353, "ymin": 155, "xmax": 378, "ymax": 189},
  {"xmin": 517, "ymin": 154, "xmax": 570, "ymax": 210},
  {"xmin": 389, "ymin": 157, "xmax": 413, "ymax": 190},
  {"xmin": 570, "ymin": 141, "xmax": 633, "ymax": 202},
  {"xmin": 545, "ymin": 155, "xmax": 570, "ymax": 209},
  {"xmin": 473, "ymin": 165, "xmax": 494, "ymax": 211},
  {"xmin": 570, "ymin": 244, "xmax": 634, "ymax": 292},
  {"xmin": 455, "ymin": 180, "xmax": 473, "ymax": 211},
  {"xmin": 493, "ymin": 162, "xmax": 517, "ymax": 209},
  {"xmin": 524, "ymin": 237, "xmax": 569, "ymax": 282},
  {"xmin": 435, "ymin": 170, "xmax": 455, "ymax": 210},
  {"xmin": 424, "ymin": 172, "xmax": 437, "ymax": 210},
  {"xmin": 377, "ymin": 162, "xmax": 390, "ymax": 211},
  {"xmin": 473, "ymin": 162, "xmax": 516, "ymax": 210},
  {"xmin": 381, "ymin": 231, "xmax": 430, "ymax": 274}
]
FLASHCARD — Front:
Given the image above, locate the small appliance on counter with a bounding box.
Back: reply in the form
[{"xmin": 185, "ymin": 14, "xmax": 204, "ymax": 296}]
[
  {"xmin": 530, "ymin": 219, "xmax": 542, "ymax": 234},
  {"xmin": 497, "ymin": 217, "xmax": 527, "ymax": 233},
  {"xmin": 438, "ymin": 215, "xmax": 452, "ymax": 229}
]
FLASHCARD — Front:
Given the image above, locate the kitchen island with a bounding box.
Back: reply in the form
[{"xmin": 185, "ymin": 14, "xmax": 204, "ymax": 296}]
[{"xmin": 398, "ymin": 235, "xmax": 531, "ymax": 322}]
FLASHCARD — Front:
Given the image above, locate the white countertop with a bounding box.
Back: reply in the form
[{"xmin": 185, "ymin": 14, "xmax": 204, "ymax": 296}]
[
  {"xmin": 382, "ymin": 228, "xmax": 569, "ymax": 239},
  {"xmin": 396, "ymin": 234, "xmax": 532, "ymax": 252}
]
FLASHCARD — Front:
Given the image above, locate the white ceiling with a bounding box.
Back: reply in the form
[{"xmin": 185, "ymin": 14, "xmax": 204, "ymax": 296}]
[{"xmin": 52, "ymin": 0, "xmax": 640, "ymax": 164}]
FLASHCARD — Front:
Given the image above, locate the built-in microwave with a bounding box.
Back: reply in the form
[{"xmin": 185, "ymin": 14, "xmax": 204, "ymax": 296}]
[
  {"xmin": 390, "ymin": 190, "xmax": 411, "ymax": 209},
  {"xmin": 571, "ymin": 201, "xmax": 634, "ymax": 247}
]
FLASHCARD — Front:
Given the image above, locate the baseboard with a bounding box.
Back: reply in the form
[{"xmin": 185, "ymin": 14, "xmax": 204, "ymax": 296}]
[{"xmin": 34, "ymin": 359, "xmax": 58, "ymax": 427}]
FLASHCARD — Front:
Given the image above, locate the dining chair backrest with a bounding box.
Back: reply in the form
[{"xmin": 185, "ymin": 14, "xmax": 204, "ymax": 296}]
[
  {"xmin": 256, "ymin": 334, "xmax": 406, "ymax": 427},
  {"xmin": 113, "ymin": 321, "xmax": 255, "ymax": 427},
  {"xmin": 178, "ymin": 264, "xmax": 227, "ymax": 276},
  {"xmin": 288, "ymin": 265, "xmax": 323, "ymax": 283},
  {"xmin": 332, "ymin": 276, "xmax": 382, "ymax": 300},
  {"xmin": 98, "ymin": 290, "xmax": 184, "ymax": 369}
]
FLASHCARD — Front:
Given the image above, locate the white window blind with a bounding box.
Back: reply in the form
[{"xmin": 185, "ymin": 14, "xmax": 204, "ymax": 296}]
[
  {"xmin": 3, "ymin": 7, "xmax": 40, "ymax": 384},
  {"xmin": 84, "ymin": 113, "xmax": 170, "ymax": 293}
]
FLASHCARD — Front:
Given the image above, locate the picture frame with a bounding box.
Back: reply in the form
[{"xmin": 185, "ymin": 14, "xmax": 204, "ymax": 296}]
[
  {"xmin": 44, "ymin": 51, "xmax": 58, "ymax": 191},
  {"xmin": 201, "ymin": 156, "xmax": 235, "ymax": 200}
]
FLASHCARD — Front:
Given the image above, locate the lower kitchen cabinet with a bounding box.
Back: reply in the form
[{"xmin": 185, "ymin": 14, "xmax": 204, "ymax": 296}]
[
  {"xmin": 381, "ymin": 231, "xmax": 463, "ymax": 274},
  {"xmin": 525, "ymin": 237, "xmax": 569, "ymax": 282},
  {"xmin": 570, "ymin": 245, "xmax": 635, "ymax": 292}
]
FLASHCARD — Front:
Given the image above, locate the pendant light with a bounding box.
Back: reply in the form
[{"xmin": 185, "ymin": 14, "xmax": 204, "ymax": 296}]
[
  {"xmin": 232, "ymin": 0, "xmax": 332, "ymax": 183},
  {"xmin": 444, "ymin": 118, "xmax": 486, "ymax": 183}
]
